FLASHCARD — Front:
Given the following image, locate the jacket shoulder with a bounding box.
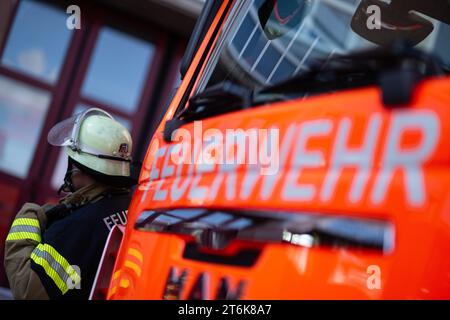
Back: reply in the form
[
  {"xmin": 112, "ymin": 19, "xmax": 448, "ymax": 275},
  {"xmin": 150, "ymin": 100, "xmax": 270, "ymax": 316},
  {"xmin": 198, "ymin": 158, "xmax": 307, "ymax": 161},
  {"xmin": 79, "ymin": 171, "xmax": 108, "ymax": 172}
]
[
  {"xmin": 18, "ymin": 203, "xmax": 42, "ymax": 213},
  {"xmin": 15, "ymin": 202, "xmax": 51, "ymax": 229}
]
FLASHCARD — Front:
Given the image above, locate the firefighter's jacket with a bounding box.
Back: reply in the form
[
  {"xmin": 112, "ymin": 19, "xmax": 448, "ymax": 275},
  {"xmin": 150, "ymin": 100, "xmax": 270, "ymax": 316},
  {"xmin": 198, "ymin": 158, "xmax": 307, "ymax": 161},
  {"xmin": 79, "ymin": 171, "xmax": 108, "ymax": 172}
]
[{"xmin": 4, "ymin": 182, "xmax": 131, "ymax": 299}]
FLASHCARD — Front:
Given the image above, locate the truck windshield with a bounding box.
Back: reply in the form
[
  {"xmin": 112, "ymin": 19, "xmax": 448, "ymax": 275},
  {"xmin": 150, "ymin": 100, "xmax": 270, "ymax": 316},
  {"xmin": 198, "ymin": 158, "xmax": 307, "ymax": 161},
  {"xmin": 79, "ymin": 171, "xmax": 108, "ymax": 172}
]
[{"xmin": 196, "ymin": 0, "xmax": 450, "ymax": 93}]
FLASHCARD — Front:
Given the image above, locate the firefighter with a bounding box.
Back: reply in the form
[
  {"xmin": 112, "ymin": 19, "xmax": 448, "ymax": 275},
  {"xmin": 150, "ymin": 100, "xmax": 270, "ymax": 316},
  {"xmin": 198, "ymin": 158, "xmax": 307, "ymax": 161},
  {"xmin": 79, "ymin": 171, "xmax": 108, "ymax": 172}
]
[{"xmin": 4, "ymin": 108, "xmax": 135, "ymax": 299}]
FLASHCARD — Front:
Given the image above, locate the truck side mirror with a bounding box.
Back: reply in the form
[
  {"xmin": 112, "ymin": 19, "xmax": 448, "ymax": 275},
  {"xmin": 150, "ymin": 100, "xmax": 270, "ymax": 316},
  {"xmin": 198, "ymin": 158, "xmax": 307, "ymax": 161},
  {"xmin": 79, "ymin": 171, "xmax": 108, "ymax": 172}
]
[{"xmin": 258, "ymin": 0, "xmax": 311, "ymax": 40}]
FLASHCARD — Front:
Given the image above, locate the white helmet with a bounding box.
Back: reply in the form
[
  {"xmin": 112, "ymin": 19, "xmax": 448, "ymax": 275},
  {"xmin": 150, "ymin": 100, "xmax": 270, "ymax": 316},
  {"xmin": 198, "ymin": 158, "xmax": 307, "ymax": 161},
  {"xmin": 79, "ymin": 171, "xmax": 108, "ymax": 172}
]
[{"xmin": 48, "ymin": 108, "xmax": 133, "ymax": 178}]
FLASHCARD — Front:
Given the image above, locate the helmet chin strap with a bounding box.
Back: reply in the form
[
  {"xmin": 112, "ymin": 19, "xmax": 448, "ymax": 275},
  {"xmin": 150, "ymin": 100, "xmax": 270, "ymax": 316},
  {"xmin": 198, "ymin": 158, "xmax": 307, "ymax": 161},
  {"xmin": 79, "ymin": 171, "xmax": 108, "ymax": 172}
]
[{"xmin": 58, "ymin": 157, "xmax": 77, "ymax": 194}]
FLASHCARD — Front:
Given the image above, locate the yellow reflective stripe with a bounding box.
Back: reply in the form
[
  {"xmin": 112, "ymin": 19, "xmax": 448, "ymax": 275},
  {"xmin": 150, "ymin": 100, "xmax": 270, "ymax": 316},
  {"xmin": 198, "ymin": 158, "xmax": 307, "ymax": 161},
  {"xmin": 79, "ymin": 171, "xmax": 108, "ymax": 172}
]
[
  {"xmin": 39, "ymin": 244, "xmax": 81, "ymax": 284},
  {"xmin": 112, "ymin": 270, "xmax": 121, "ymax": 280},
  {"xmin": 6, "ymin": 231, "xmax": 41, "ymax": 242},
  {"xmin": 31, "ymin": 244, "xmax": 81, "ymax": 295},
  {"xmin": 12, "ymin": 218, "xmax": 40, "ymax": 228},
  {"xmin": 31, "ymin": 251, "xmax": 68, "ymax": 294},
  {"xmin": 124, "ymin": 260, "xmax": 141, "ymax": 277},
  {"xmin": 108, "ymin": 285, "xmax": 118, "ymax": 298},
  {"xmin": 127, "ymin": 248, "xmax": 143, "ymax": 263}
]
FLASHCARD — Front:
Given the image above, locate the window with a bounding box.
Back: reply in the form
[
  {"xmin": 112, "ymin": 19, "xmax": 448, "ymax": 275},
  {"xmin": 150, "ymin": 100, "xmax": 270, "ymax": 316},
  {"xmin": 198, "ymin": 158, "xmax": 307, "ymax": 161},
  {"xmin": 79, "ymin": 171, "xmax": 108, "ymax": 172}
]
[
  {"xmin": 1, "ymin": 0, "xmax": 73, "ymax": 84},
  {"xmin": 81, "ymin": 27, "xmax": 155, "ymax": 114},
  {"xmin": 0, "ymin": 76, "xmax": 51, "ymax": 178},
  {"xmin": 0, "ymin": 0, "xmax": 75, "ymax": 180}
]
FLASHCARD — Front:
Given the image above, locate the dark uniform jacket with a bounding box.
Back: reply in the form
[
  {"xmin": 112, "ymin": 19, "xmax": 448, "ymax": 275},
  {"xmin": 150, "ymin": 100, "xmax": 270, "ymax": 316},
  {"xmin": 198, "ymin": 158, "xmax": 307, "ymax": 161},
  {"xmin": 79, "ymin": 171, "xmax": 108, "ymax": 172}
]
[{"xmin": 4, "ymin": 183, "xmax": 131, "ymax": 299}]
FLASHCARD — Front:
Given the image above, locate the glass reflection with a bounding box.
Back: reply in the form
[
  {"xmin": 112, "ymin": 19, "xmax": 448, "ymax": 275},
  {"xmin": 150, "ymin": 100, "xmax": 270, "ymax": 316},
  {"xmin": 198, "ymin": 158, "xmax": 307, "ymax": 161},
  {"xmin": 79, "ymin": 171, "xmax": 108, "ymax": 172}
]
[
  {"xmin": 81, "ymin": 27, "xmax": 155, "ymax": 113},
  {"xmin": 1, "ymin": 0, "xmax": 73, "ymax": 84},
  {"xmin": 0, "ymin": 76, "xmax": 51, "ymax": 178}
]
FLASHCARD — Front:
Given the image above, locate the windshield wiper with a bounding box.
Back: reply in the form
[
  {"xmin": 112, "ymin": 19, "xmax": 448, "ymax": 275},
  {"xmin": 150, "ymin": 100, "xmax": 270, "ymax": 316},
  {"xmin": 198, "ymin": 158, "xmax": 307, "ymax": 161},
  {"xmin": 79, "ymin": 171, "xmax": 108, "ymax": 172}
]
[
  {"xmin": 164, "ymin": 81, "xmax": 254, "ymax": 141},
  {"xmin": 185, "ymin": 80, "xmax": 253, "ymax": 120},
  {"xmin": 164, "ymin": 45, "xmax": 445, "ymax": 142}
]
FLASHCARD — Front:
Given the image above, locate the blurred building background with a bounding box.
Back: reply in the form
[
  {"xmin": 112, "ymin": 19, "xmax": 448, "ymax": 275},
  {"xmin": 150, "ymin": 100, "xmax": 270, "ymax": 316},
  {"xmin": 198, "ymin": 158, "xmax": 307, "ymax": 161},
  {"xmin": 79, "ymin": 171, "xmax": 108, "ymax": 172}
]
[{"xmin": 0, "ymin": 0, "xmax": 203, "ymax": 287}]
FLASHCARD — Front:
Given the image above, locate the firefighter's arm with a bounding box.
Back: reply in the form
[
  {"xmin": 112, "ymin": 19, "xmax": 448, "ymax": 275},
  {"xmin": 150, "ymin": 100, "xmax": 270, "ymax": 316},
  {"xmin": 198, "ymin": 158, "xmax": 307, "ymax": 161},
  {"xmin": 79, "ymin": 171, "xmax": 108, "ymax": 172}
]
[{"xmin": 4, "ymin": 203, "xmax": 49, "ymax": 300}]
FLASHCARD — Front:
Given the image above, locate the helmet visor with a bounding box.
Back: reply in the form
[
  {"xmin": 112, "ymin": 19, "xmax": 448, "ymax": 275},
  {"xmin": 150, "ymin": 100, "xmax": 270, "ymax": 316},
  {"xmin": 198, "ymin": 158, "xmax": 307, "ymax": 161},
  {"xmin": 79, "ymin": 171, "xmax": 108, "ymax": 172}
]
[
  {"xmin": 47, "ymin": 114, "xmax": 80, "ymax": 147},
  {"xmin": 47, "ymin": 108, "xmax": 114, "ymax": 147}
]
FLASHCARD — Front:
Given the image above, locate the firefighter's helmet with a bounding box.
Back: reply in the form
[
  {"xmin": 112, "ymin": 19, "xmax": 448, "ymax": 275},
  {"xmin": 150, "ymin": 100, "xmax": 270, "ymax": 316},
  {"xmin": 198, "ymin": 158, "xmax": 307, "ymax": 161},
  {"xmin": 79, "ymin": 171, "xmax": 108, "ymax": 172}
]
[{"xmin": 47, "ymin": 108, "xmax": 132, "ymax": 178}]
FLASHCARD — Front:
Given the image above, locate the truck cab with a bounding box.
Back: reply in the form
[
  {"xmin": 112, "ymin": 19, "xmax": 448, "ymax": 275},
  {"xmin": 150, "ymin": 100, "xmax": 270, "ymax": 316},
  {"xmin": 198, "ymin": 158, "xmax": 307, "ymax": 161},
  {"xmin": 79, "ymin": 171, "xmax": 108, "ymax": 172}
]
[{"xmin": 92, "ymin": 0, "xmax": 450, "ymax": 299}]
